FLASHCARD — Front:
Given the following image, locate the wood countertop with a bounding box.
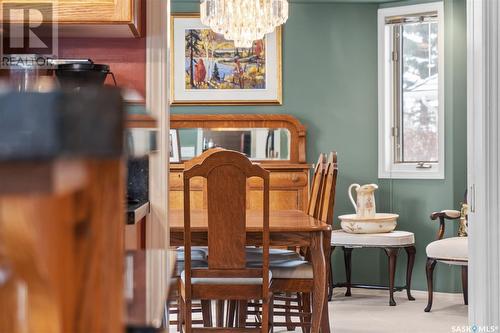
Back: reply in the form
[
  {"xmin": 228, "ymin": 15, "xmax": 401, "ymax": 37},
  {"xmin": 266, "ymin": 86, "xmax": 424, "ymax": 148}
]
[{"xmin": 127, "ymin": 201, "xmax": 150, "ymax": 225}]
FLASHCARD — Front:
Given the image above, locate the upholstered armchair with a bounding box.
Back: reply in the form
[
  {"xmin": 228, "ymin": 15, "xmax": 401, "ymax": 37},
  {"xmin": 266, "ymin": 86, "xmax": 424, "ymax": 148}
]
[{"xmin": 424, "ymin": 206, "xmax": 468, "ymax": 312}]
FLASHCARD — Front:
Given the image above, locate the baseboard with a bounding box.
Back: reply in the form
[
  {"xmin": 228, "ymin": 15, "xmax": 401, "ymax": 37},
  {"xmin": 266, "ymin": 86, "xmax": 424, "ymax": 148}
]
[
  {"xmin": 409, "ymin": 289, "xmax": 464, "ymax": 299},
  {"xmin": 333, "ymin": 287, "xmax": 464, "ymax": 299}
]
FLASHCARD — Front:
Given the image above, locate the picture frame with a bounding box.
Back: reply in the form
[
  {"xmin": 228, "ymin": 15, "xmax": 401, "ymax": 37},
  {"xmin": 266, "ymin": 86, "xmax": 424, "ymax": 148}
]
[
  {"xmin": 170, "ymin": 13, "xmax": 283, "ymax": 106},
  {"xmin": 169, "ymin": 129, "xmax": 181, "ymax": 163}
]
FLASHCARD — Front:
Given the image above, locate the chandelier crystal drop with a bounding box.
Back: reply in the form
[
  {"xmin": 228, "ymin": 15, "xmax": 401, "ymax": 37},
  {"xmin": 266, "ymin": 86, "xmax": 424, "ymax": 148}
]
[{"xmin": 200, "ymin": 0, "xmax": 289, "ymax": 48}]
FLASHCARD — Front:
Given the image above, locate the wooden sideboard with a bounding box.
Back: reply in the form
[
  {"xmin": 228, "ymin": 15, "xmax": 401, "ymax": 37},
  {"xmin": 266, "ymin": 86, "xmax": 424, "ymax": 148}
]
[{"xmin": 169, "ymin": 114, "xmax": 311, "ymax": 211}]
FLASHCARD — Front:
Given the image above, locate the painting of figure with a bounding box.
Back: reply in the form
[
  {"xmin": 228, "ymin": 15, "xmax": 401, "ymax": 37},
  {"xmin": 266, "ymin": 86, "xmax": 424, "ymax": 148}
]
[{"xmin": 184, "ymin": 29, "xmax": 266, "ymax": 90}]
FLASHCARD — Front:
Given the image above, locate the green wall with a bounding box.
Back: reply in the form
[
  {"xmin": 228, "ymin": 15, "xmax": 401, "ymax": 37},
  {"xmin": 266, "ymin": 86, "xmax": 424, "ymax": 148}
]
[
  {"xmin": 171, "ymin": 0, "xmax": 467, "ymax": 293},
  {"xmin": 379, "ymin": 0, "xmax": 468, "ymax": 293}
]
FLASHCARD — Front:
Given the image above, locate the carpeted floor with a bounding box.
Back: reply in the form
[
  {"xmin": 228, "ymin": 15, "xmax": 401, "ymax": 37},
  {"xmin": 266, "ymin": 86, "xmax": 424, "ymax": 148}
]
[
  {"xmin": 169, "ymin": 288, "xmax": 468, "ymax": 333},
  {"xmin": 325, "ymin": 288, "xmax": 467, "ymax": 333}
]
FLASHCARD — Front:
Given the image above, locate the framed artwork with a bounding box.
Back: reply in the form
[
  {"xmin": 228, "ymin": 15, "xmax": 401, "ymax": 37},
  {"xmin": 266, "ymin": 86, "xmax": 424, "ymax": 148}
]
[
  {"xmin": 169, "ymin": 129, "xmax": 180, "ymax": 163},
  {"xmin": 170, "ymin": 13, "xmax": 282, "ymax": 105}
]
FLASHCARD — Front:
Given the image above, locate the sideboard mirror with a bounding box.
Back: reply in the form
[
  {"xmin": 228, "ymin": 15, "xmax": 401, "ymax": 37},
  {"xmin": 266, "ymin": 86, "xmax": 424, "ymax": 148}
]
[
  {"xmin": 169, "ymin": 114, "xmax": 310, "ymax": 212},
  {"xmin": 178, "ymin": 127, "xmax": 291, "ymax": 161},
  {"xmin": 170, "ymin": 114, "xmax": 307, "ymax": 163}
]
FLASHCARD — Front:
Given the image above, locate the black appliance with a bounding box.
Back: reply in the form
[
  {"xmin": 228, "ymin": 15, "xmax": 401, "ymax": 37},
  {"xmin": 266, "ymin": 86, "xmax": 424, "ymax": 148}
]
[{"xmin": 55, "ymin": 61, "xmax": 116, "ymax": 89}]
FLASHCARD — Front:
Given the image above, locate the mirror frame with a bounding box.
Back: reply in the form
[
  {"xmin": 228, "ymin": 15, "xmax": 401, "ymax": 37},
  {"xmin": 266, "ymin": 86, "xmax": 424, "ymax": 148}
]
[{"xmin": 170, "ymin": 114, "xmax": 307, "ymax": 163}]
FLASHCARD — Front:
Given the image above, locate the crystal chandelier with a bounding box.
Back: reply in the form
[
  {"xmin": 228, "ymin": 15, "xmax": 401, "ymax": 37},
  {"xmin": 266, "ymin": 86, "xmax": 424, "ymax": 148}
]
[{"xmin": 200, "ymin": 0, "xmax": 289, "ymax": 48}]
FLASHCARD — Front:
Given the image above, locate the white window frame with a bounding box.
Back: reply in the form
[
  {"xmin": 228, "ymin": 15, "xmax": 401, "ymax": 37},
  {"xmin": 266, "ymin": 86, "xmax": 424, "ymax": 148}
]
[{"xmin": 378, "ymin": 2, "xmax": 445, "ymax": 179}]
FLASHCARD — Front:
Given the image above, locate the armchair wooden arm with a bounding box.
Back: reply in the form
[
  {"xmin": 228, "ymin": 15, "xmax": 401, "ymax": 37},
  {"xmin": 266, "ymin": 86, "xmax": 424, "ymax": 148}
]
[{"xmin": 430, "ymin": 210, "xmax": 461, "ymax": 240}]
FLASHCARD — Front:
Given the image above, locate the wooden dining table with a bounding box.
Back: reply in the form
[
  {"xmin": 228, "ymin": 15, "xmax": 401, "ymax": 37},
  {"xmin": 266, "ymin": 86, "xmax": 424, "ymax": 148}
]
[{"xmin": 169, "ymin": 208, "xmax": 331, "ymax": 333}]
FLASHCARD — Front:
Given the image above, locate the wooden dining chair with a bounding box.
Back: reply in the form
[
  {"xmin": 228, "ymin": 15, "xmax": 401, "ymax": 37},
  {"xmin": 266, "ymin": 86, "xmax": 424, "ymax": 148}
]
[
  {"xmin": 308, "ymin": 153, "xmax": 327, "ymax": 218},
  {"xmin": 270, "ymin": 153, "xmax": 327, "ymax": 330},
  {"xmin": 171, "ymin": 149, "xmax": 226, "ymax": 330},
  {"xmin": 230, "ymin": 154, "xmax": 327, "ymax": 330},
  {"xmin": 265, "ymin": 152, "xmax": 337, "ymax": 332},
  {"xmin": 179, "ymin": 148, "xmax": 272, "ymax": 333}
]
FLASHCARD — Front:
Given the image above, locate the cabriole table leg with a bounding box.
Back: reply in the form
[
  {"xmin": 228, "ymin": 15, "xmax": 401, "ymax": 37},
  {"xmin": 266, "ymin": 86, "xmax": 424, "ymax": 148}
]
[
  {"xmin": 384, "ymin": 247, "xmax": 400, "ymax": 306},
  {"xmin": 404, "ymin": 246, "xmax": 416, "ymax": 301},
  {"xmin": 310, "ymin": 231, "xmax": 327, "ymax": 333}
]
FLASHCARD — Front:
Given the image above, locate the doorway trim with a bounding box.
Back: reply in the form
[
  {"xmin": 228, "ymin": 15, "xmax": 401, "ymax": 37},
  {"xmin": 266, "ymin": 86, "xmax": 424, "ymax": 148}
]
[
  {"xmin": 145, "ymin": 0, "xmax": 170, "ymax": 321},
  {"xmin": 467, "ymin": 0, "xmax": 500, "ymax": 327},
  {"xmin": 146, "ymin": 0, "xmax": 170, "ymax": 248}
]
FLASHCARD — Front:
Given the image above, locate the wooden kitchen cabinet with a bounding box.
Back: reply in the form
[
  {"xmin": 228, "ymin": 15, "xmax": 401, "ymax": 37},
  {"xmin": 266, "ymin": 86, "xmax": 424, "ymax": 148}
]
[
  {"xmin": 1, "ymin": 0, "xmax": 142, "ymax": 37},
  {"xmin": 125, "ymin": 217, "xmax": 146, "ymax": 250},
  {"xmin": 169, "ymin": 115, "xmax": 311, "ymax": 212}
]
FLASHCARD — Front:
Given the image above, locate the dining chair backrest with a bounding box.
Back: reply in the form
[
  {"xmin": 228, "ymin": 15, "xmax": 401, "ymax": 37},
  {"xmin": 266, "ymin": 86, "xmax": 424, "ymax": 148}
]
[
  {"xmin": 307, "ymin": 153, "xmax": 326, "ymax": 218},
  {"xmin": 183, "ymin": 148, "xmax": 270, "ymax": 286},
  {"xmin": 318, "ymin": 152, "xmax": 338, "ymax": 225},
  {"xmin": 184, "ymin": 147, "xmax": 225, "ymax": 169}
]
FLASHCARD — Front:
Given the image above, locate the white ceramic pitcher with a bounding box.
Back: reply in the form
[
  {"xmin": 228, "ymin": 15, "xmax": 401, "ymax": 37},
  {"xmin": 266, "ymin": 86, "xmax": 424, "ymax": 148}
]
[{"xmin": 348, "ymin": 183, "xmax": 378, "ymax": 218}]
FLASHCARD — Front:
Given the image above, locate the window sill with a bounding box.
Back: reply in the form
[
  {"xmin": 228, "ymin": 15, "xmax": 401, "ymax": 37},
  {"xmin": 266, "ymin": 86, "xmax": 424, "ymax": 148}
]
[{"xmin": 378, "ymin": 163, "xmax": 444, "ymax": 180}]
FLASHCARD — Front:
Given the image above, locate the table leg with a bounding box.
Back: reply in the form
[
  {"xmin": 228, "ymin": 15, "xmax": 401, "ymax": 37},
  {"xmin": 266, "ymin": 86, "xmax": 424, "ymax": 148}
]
[
  {"xmin": 343, "ymin": 247, "xmax": 353, "ymax": 297},
  {"xmin": 321, "ymin": 235, "xmax": 332, "ymax": 333},
  {"xmin": 404, "ymin": 246, "xmax": 416, "ymax": 301},
  {"xmin": 328, "ymin": 246, "xmax": 336, "ymax": 301},
  {"xmin": 310, "ymin": 231, "xmax": 327, "ymax": 333},
  {"xmin": 384, "ymin": 248, "xmax": 399, "ymax": 306}
]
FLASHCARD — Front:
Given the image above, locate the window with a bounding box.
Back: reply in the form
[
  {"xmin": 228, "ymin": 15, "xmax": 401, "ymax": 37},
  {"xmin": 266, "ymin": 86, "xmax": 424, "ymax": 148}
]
[{"xmin": 378, "ymin": 3, "xmax": 444, "ymax": 179}]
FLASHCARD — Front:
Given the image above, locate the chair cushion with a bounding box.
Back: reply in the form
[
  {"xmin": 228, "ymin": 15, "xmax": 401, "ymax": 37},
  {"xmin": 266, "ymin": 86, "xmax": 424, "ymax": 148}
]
[
  {"xmin": 426, "ymin": 237, "xmax": 468, "ymax": 264},
  {"xmin": 246, "ymin": 248, "xmax": 303, "ymax": 263},
  {"xmin": 247, "ymin": 259, "xmax": 313, "ymax": 279},
  {"xmin": 269, "ymin": 260, "xmax": 313, "ymax": 279},
  {"xmin": 331, "ymin": 230, "xmax": 415, "ymax": 247},
  {"xmin": 178, "ymin": 247, "xmax": 301, "ymax": 263},
  {"xmin": 175, "ymin": 247, "xmax": 208, "ymax": 276},
  {"xmin": 176, "ymin": 247, "xmax": 208, "ymax": 262},
  {"xmin": 180, "ymin": 270, "xmax": 272, "ymax": 285},
  {"xmin": 175, "ymin": 260, "xmax": 208, "ymax": 276},
  {"xmin": 441, "ymin": 210, "xmax": 461, "ymax": 218}
]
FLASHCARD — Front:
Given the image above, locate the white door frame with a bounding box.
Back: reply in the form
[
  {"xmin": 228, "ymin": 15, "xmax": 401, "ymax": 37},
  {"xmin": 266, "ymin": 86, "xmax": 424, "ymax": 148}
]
[
  {"xmin": 467, "ymin": 0, "xmax": 500, "ymax": 327},
  {"xmin": 145, "ymin": 0, "xmax": 170, "ymax": 323},
  {"xmin": 146, "ymin": 0, "xmax": 170, "ymax": 250}
]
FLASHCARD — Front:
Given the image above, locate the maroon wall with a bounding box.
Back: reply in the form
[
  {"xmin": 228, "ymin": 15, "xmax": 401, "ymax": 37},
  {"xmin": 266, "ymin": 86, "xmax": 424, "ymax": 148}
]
[
  {"xmin": 58, "ymin": 1, "xmax": 147, "ymax": 98},
  {"xmin": 59, "ymin": 37, "xmax": 146, "ymax": 97}
]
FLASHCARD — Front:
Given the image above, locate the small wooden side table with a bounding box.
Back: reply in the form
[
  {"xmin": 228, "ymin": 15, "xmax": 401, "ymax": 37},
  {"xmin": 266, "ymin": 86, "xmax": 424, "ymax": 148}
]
[{"xmin": 330, "ymin": 230, "xmax": 416, "ymax": 306}]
